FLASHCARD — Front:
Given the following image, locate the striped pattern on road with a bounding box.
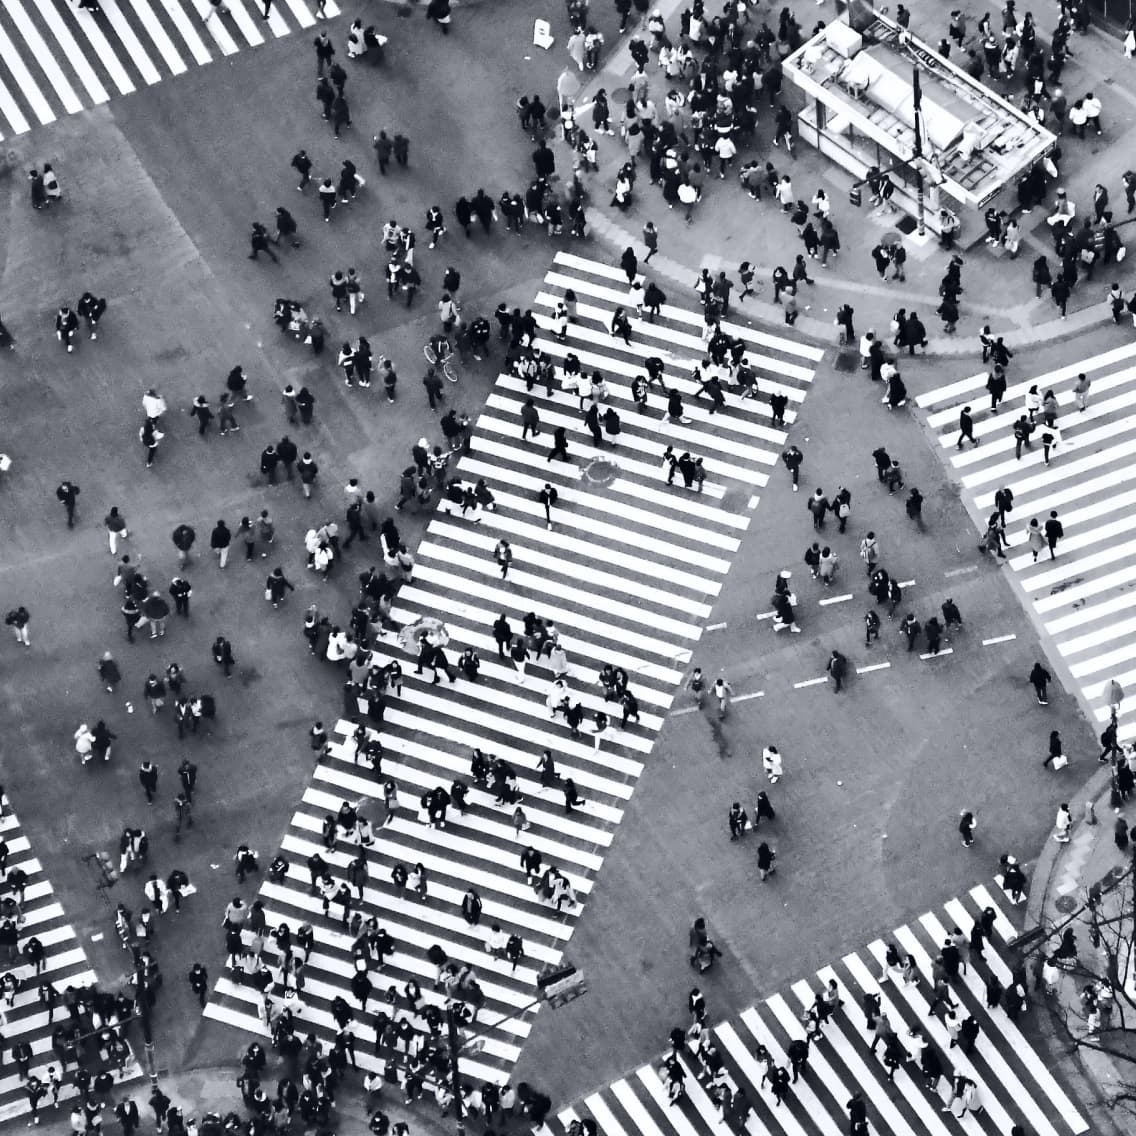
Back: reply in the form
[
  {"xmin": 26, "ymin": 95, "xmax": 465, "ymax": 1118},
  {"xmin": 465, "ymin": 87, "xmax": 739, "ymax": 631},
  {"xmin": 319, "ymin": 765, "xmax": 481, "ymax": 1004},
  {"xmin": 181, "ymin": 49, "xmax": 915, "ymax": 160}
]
[
  {"xmin": 0, "ymin": 0, "xmax": 342, "ymax": 136},
  {"xmin": 204, "ymin": 252, "xmax": 821, "ymax": 1078},
  {"xmin": 917, "ymin": 341, "xmax": 1136, "ymax": 738},
  {"xmin": 0, "ymin": 801, "xmax": 141, "ymax": 1122},
  {"xmin": 543, "ymin": 885, "xmax": 1087, "ymax": 1136}
]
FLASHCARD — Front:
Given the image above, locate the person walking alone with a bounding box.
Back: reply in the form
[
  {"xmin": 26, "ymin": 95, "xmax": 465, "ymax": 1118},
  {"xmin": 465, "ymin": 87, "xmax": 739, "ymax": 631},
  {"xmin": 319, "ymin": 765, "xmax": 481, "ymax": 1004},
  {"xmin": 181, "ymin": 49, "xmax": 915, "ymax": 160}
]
[
  {"xmin": 956, "ymin": 406, "xmax": 978, "ymax": 448},
  {"xmin": 958, "ymin": 810, "xmax": 976, "ymax": 848},
  {"xmin": 1029, "ymin": 661, "xmax": 1052, "ymax": 705}
]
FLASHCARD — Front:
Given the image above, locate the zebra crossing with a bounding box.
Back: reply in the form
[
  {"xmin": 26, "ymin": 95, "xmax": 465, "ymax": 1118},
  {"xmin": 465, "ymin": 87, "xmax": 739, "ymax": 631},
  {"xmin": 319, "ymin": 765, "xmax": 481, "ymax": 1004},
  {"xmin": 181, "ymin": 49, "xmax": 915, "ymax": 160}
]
[
  {"xmin": 543, "ymin": 884, "xmax": 1087, "ymax": 1136},
  {"xmin": 0, "ymin": 796, "xmax": 141, "ymax": 1122},
  {"xmin": 0, "ymin": 0, "xmax": 343, "ymax": 136},
  {"xmin": 916, "ymin": 340, "xmax": 1136, "ymax": 741},
  {"xmin": 203, "ymin": 251, "xmax": 823, "ymax": 1078}
]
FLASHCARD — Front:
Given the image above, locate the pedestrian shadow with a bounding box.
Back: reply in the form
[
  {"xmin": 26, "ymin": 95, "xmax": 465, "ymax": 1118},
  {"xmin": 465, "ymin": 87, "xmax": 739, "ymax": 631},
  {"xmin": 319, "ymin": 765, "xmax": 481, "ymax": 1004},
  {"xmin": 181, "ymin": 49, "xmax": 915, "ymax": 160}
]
[{"xmin": 707, "ymin": 712, "xmax": 733, "ymax": 760}]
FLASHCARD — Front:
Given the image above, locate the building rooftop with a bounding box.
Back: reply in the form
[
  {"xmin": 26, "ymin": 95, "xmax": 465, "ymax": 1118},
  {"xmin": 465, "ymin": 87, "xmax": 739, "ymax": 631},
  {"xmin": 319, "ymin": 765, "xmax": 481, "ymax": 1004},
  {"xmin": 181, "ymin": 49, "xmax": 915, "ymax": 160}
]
[{"xmin": 783, "ymin": 14, "xmax": 1056, "ymax": 208}]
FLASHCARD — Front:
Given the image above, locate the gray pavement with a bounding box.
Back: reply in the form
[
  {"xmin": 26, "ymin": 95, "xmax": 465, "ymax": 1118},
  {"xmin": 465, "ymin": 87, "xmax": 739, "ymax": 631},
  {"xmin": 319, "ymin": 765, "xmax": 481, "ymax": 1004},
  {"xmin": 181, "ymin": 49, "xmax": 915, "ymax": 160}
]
[
  {"xmin": 0, "ymin": 0, "xmax": 1132, "ymax": 1129},
  {"xmin": 557, "ymin": 0, "xmax": 1136, "ymax": 356}
]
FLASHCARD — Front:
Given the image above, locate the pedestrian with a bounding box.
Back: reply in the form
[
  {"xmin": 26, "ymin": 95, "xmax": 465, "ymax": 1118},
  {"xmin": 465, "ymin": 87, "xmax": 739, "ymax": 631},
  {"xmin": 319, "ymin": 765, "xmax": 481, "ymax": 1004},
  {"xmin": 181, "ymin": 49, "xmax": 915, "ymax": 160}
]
[
  {"xmin": 900, "ymin": 613, "xmax": 921, "ymax": 652},
  {"xmin": 5, "ymin": 605, "xmax": 30, "ymax": 649},
  {"xmin": 103, "ymin": 506, "xmax": 130, "ymax": 555},
  {"xmin": 248, "ymin": 221, "xmax": 279, "ymax": 263},
  {"xmin": 807, "ymin": 488, "xmax": 829, "ymax": 530},
  {"xmin": 620, "ymin": 246, "xmax": 638, "ymax": 285},
  {"xmin": 139, "ymin": 418, "xmax": 164, "ymax": 468},
  {"xmin": 547, "ymin": 426, "xmax": 570, "ymax": 463},
  {"xmin": 757, "ymin": 842, "xmax": 777, "ymax": 881},
  {"xmin": 906, "ymin": 488, "xmax": 924, "ymax": 529},
  {"xmin": 55, "ymin": 305, "xmax": 79, "ymax": 352},
  {"xmin": 925, "ymin": 616, "xmax": 943, "ymax": 655},
  {"xmin": 1042, "ymin": 730, "xmax": 1066, "ymax": 770},
  {"xmin": 941, "ymin": 598, "xmax": 963, "ymax": 639},
  {"xmin": 643, "ymin": 220, "xmax": 658, "ymax": 262},
  {"xmin": 827, "ymin": 650, "xmax": 847, "ymax": 693},
  {"xmin": 266, "ymin": 568, "xmax": 295, "ymax": 608},
  {"xmin": 762, "ymin": 746, "xmax": 783, "ymax": 783},
  {"xmin": 138, "ymin": 759, "xmax": 159, "ymax": 803},
  {"xmin": 959, "ymin": 809, "xmax": 976, "ymax": 848},
  {"xmin": 864, "ymin": 608, "xmax": 881, "ymax": 647},
  {"xmin": 213, "ymin": 635, "xmax": 236, "ymax": 678},
  {"xmin": 956, "ymin": 406, "xmax": 978, "ymax": 448},
  {"xmin": 494, "ymin": 539, "xmax": 513, "ymax": 579},
  {"xmin": 781, "ymin": 445, "xmax": 803, "ymax": 491},
  {"xmin": 142, "ymin": 590, "xmax": 170, "ymax": 638},
  {"xmin": 188, "ymin": 963, "xmax": 209, "ymax": 1008},
  {"xmin": 537, "ymin": 483, "xmax": 558, "ymax": 530},
  {"xmin": 1013, "ymin": 414, "xmax": 1035, "ymax": 459},
  {"xmin": 77, "ymin": 291, "xmax": 106, "ymax": 339},
  {"xmin": 1073, "ymin": 371, "xmax": 1090, "ymax": 411},
  {"xmin": 1044, "ymin": 510, "xmax": 1064, "ymax": 558},
  {"xmin": 859, "ymin": 532, "xmax": 879, "ymax": 574},
  {"xmin": 1054, "ymin": 803, "xmax": 1073, "ymax": 842},
  {"xmin": 1029, "ymin": 661, "xmax": 1052, "ymax": 705}
]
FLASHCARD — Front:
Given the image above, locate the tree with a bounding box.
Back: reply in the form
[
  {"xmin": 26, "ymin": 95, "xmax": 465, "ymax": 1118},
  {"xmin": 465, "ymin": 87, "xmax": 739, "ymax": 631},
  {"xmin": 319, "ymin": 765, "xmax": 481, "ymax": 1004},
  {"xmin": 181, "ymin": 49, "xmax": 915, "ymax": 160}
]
[{"xmin": 1040, "ymin": 857, "xmax": 1136, "ymax": 1118}]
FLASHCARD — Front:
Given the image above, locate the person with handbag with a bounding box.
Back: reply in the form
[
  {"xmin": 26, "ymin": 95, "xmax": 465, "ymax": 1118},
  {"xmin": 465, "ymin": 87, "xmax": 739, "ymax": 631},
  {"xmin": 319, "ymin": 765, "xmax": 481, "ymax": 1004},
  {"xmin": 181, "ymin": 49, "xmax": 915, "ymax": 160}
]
[{"xmin": 1043, "ymin": 730, "xmax": 1067, "ymax": 769}]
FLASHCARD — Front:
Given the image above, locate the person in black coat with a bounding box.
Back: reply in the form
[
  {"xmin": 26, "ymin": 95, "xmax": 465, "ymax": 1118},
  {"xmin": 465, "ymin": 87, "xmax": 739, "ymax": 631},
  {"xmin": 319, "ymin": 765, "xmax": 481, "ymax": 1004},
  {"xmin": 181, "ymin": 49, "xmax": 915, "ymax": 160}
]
[{"xmin": 902, "ymin": 312, "xmax": 927, "ymax": 354}]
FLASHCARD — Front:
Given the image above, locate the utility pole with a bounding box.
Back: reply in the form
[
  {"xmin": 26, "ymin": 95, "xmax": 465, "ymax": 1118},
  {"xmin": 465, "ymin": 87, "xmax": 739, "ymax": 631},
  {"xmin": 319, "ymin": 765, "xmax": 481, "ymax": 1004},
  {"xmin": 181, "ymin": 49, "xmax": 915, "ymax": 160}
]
[
  {"xmin": 912, "ymin": 67, "xmax": 926, "ymax": 237},
  {"xmin": 447, "ymin": 1003, "xmax": 466, "ymax": 1136},
  {"xmin": 445, "ymin": 965, "xmax": 587, "ymax": 1136},
  {"xmin": 133, "ymin": 949, "xmax": 159, "ymax": 1089}
]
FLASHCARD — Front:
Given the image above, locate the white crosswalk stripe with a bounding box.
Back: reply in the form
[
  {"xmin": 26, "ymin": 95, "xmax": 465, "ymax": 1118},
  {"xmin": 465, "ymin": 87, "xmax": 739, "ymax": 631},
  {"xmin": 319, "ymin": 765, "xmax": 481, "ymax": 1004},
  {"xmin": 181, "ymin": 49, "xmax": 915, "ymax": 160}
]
[
  {"xmin": 204, "ymin": 252, "xmax": 820, "ymax": 1078},
  {"xmin": 542, "ymin": 886, "xmax": 1088, "ymax": 1136},
  {"xmin": 0, "ymin": 0, "xmax": 342, "ymax": 136},
  {"xmin": 0, "ymin": 801, "xmax": 142, "ymax": 1123},
  {"xmin": 918, "ymin": 342, "xmax": 1136, "ymax": 738}
]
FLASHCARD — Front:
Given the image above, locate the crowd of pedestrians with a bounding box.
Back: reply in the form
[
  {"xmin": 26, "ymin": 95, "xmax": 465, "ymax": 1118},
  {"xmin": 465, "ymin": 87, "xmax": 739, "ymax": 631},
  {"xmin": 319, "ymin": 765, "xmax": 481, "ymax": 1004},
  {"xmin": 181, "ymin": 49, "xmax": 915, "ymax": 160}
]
[{"xmin": 4, "ymin": 0, "xmax": 1131, "ymax": 1132}]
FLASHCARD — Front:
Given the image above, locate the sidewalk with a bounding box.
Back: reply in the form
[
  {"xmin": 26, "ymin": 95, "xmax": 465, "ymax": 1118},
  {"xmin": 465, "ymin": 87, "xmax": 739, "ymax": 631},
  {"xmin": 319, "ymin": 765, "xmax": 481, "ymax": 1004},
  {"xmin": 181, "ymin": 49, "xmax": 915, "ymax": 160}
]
[
  {"xmin": 1025, "ymin": 761, "xmax": 1136, "ymax": 1133},
  {"xmin": 553, "ymin": 1, "xmax": 1135, "ymax": 357},
  {"xmin": 22, "ymin": 1065, "xmax": 458, "ymax": 1136}
]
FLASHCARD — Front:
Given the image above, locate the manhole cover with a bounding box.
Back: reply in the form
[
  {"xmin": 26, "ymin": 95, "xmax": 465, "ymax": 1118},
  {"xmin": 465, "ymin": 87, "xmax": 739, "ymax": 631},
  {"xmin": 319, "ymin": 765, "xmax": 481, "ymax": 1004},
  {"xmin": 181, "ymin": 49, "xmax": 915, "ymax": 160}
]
[
  {"xmin": 895, "ymin": 215, "xmax": 917, "ymax": 235},
  {"xmin": 581, "ymin": 457, "xmax": 619, "ymax": 487},
  {"xmin": 832, "ymin": 350, "xmax": 858, "ymax": 373},
  {"xmin": 1055, "ymin": 895, "xmax": 1078, "ymax": 914}
]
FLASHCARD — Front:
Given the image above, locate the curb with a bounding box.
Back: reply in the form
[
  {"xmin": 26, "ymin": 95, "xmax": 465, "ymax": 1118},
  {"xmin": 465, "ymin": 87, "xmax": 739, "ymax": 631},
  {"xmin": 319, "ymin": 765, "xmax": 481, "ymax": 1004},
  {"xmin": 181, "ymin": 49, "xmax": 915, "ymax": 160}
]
[
  {"xmin": 1025, "ymin": 768, "xmax": 1131, "ymax": 1136},
  {"xmin": 564, "ymin": 19, "xmax": 1122, "ymax": 359}
]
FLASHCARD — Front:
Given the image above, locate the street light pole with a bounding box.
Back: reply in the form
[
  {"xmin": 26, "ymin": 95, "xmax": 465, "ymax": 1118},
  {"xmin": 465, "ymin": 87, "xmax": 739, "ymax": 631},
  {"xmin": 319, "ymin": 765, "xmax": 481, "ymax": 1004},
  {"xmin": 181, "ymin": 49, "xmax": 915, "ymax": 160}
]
[
  {"xmin": 912, "ymin": 67, "xmax": 926, "ymax": 237},
  {"xmin": 133, "ymin": 949, "xmax": 159, "ymax": 1089},
  {"xmin": 447, "ymin": 1003, "xmax": 466, "ymax": 1136}
]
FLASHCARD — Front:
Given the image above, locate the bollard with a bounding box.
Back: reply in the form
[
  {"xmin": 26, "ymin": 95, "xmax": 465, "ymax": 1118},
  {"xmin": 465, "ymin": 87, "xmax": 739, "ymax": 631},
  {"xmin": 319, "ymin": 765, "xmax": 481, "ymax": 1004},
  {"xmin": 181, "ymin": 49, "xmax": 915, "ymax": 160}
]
[{"xmin": 1084, "ymin": 799, "xmax": 1097, "ymax": 826}]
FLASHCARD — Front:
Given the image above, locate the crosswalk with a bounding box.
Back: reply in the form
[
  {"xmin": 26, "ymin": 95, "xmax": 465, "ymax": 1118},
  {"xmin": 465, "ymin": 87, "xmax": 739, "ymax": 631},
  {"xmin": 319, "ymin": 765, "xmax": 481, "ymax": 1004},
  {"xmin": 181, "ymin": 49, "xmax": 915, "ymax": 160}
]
[
  {"xmin": 917, "ymin": 341, "xmax": 1136, "ymax": 741},
  {"xmin": 0, "ymin": 797, "xmax": 141, "ymax": 1122},
  {"xmin": 0, "ymin": 0, "xmax": 343, "ymax": 136},
  {"xmin": 543, "ymin": 884, "xmax": 1087, "ymax": 1136},
  {"xmin": 203, "ymin": 251, "xmax": 823, "ymax": 1080}
]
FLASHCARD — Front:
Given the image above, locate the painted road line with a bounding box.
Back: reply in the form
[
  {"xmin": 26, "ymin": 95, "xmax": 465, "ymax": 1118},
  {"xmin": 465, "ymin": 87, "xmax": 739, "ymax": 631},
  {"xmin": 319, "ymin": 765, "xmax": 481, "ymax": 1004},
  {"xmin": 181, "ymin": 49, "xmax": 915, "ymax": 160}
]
[
  {"xmin": 793, "ymin": 676, "xmax": 827, "ymax": 689},
  {"xmin": 856, "ymin": 661, "xmax": 891, "ymax": 674},
  {"xmin": 983, "ymin": 634, "xmax": 1017, "ymax": 646},
  {"xmin": 818, "ymin": 592, "xmax": 853, "ymax": 606},
  {"xmin": 205, "ymin": 249, "xmax": 821, "ymax": 1077}
]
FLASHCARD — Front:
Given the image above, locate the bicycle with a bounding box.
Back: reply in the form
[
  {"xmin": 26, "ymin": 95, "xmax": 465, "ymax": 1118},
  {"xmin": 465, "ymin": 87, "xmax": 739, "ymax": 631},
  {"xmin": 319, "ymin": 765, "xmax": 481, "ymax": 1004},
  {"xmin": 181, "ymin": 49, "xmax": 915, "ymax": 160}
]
[{"xmin": 423, "ymin": 336, "xmax": 460, "ymax": 384}]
